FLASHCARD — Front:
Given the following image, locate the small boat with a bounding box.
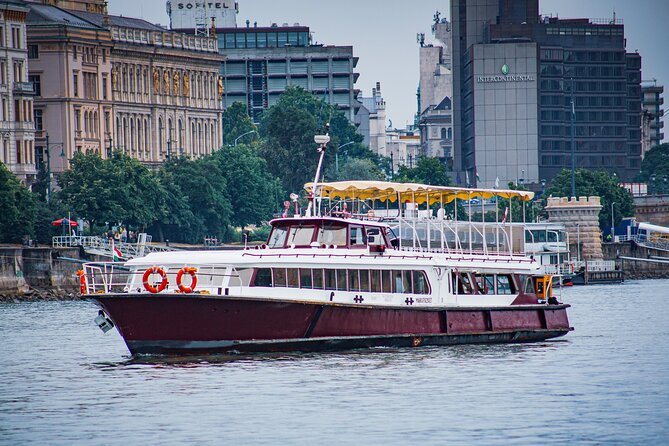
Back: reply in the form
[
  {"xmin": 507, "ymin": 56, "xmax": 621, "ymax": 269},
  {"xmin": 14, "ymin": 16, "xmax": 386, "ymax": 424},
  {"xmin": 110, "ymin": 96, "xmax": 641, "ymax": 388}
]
[{"xmin": 82, "ymin": 135, "xmax": 572, "ymax": 356}]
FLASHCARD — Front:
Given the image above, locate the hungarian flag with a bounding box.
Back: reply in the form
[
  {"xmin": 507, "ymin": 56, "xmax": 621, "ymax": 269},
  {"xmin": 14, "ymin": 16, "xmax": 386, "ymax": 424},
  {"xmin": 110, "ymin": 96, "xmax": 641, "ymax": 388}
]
[
  {"xmin": 113, "ymin": 246, "xmax": 123, "ymax": 261},
  {"xmin": 501, "ymin": 207, "xmax": 509, "ymax": 224}
]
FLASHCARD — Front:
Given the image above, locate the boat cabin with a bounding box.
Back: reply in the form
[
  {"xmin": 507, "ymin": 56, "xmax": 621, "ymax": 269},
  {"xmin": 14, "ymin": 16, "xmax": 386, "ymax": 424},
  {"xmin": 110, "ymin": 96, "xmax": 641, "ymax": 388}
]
[{"xmin": 266, "ymin": 217, "xmax": 391, "ymax": 250}]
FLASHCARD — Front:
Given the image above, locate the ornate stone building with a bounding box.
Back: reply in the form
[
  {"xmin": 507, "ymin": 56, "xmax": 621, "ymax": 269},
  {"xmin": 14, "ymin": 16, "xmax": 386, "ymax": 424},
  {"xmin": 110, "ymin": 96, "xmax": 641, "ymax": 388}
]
[
  {"xmin": 545, "ymin": 196, "xmax": 603, "ymax": 260},
  {"xmin": 0, "ymin": 0, "xmax": 36, "ymax": 184},
  {"xmin": 26, "ymin": 0, "xmax": 223, "ymax": 175}
]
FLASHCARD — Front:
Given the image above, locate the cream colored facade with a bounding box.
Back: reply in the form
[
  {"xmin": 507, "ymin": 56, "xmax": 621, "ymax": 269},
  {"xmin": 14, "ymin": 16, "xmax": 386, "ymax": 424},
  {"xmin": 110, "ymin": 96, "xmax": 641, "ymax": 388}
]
[
  {"xmin": 0, "ymin": 1, "xmax": 36, "ymax": 184},
  {"xmin": 27, "ymin": 2, "xmax": 223, "ymax": 174}
]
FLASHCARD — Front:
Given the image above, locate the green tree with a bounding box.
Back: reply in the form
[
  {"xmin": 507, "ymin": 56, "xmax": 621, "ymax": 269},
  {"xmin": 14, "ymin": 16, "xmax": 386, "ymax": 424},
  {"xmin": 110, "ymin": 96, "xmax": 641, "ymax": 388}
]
[
  {"xmin": 259, "ymin": 86, "xmax": 364, "ymax": 193},
  {"xmin": 222, "ymin": 101, "xmax": 258, "ymax": 146},
  {"xmin": 545, "ymin": 168, "xmax": 634, "ymax": 230},
  {"xmin": 335, "ymin": 158, "xmax": 385, "ymax": 181},
  {"xmin": 57, "ymin": 151, "xmax": 166, "ymax": 230},
  {"xmin": 394, "ymin": 157, "xmax": 452, "ymax": 186},
  {"xmin": 214, "ymin": 143, "xmax": 282, "ymax": 229},
  {"xmin": 0, "ymin": 162, "xmax": 38, "ymax": 243},
  {"xmin": 639, "ymin": 143, "xmax": 669, "ymax": 193},
  {"xmin": 156, "ymin": 156, "xmax": 232, "ymax": 243}
]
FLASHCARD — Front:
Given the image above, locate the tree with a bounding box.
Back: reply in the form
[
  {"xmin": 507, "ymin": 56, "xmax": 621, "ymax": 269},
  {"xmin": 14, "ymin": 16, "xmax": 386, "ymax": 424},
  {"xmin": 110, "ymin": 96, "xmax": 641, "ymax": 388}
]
[
  {"xmin": 156, "ymin": 156, "xmax": 232, "ymax": 243},
  {"xmin": 394, "ymin": 157, "xmax": 452, "ymax": 186},
  {"xmin": 639, "ymin": 143, "xmax": 669, "ymax": 193},
  {"xmin": 221, "ymin": 101, "xmax": 258, "ymax": 146},
  {"xmin": 259, "ymin": 86, "xmax": 364, "ymax": 194},
  {"xmin": 213, "ymin": 143, "xmax": 282, "ymax": 229},
  {"xmin": 0, "ymin": 162, "xmax": 37, "ymax": 243},
  {"xmin": 57, "ymin": 151, "xmax": 166, "ymax": 230},
  {"xmin": 334, "ymin": 158, "xmax": 385, "ymax": 181},
  {"xmin": 545, "ymin": 168, "xmax": 634, "ymax": 230}
]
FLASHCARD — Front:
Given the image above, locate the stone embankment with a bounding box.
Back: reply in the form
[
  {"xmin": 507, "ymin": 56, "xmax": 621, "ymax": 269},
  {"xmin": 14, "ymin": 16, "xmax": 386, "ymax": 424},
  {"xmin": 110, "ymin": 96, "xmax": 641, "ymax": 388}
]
[{"xmin": 602, "ymin": 241, "xmax": 669, "ymax": 280}]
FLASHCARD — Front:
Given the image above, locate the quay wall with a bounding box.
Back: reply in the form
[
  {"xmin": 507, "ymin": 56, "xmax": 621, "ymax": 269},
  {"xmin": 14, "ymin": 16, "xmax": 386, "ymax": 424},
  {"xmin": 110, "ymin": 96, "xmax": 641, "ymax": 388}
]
[{"xmin": 603, "ymin": 241, "xmax": 669, "ymax": 279}]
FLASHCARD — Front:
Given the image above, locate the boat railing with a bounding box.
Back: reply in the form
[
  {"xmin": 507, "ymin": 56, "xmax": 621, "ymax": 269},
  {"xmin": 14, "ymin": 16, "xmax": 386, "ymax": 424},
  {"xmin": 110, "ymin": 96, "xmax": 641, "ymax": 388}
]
[
  {"xmin": 572, "ymin": 259, "xmax": 617, "ymax": 272},
  {"xmin": 385, "ymin": 216, "xmax": 523, "ymax": 257}
]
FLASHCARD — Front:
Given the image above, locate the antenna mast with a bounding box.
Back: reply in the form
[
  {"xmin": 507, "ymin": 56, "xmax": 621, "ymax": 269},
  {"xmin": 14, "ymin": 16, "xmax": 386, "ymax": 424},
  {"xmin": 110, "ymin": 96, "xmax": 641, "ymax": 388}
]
[{"xmin": 306, "ymin": 126, "xmax": 330, "ymax": 217}]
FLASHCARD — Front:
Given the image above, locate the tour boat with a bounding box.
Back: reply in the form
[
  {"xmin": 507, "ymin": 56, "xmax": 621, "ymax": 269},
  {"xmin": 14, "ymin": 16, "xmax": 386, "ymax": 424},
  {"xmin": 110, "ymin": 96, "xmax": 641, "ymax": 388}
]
[{"xmin": 82, "ymin": 136, "xmax": 572, "ymax": 355}]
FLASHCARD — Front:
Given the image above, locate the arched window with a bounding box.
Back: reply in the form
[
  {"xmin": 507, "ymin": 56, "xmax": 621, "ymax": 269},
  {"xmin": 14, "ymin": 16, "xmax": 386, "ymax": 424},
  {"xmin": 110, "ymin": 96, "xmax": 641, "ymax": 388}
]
[
  {"xmin": 136, "ymin": 117, "xmax": 141, "ymax": 157},
  {"xmin": 158, "ymin": 116, "xmax": 163, "ymax": 156},
  {"xmin": 210, "ymin": 122, "xmax": 216, "ymax": 150},
  {"xmin": 178, "ymin": 119, "xmax": 183, "ymax": 152},
  {"xmin": 191, "ymin": 121, "xmax": 196, "ymax": 156}
]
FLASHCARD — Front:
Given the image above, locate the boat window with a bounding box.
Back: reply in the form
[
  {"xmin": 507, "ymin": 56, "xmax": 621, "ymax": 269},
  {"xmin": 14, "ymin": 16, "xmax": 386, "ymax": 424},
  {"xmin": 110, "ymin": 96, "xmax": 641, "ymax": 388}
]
[
  {"xmin": 360, "ymin": 269, "xmax": 370, "ymax": 292},
  {"xmin": 381, "ymin": 270, "xmax": 392, "ymax": 293},
  {"xmin": 496, "ymin": 274, "xmax": 515, "ymax": 294},
  {"xmin": 336, "ymin": 269, "xmax": 347, "ymax": 291},
  {"xmin": 300, "ymin": 268, "xmax": 312, "ymax": 288},
  {"xmin": 267, "ymin": 226, "xmax": 288, "ymax": 248},
  {"xmin": 318, "ymin": 223, "xmax": 347, "ymax": 247},
  {"xmin": 253, "ymin": 268, "xmax": 272, "ymax": 287},
  {"xmin": 348, "ymin": 269, "xmax": 360, "ymax": 291},
  {"xmin": 313, "ymin": 268, "xmax": 324, "ymax": 289},
  {"xmin": 370, "ymin": 270, "xmax": 382, "ymax": 292},
  {"xmin": 474, "ymin": 274, "xmax": 495, "ymax": 295},
  {"xmin": 325, "ymin": 269, "xmax": 336, "ymax": 289},
  {"xmin": 547, "ymin": 231, "xmax": 558, "ymax": 243},
  {"xmin": 349, "ymin": 226, "xmax": 367, "ymax": 247},
  {"xmin": 454, "ymin": 272, "xmax": 474, "ymax": 294},
  {"xmin": 413, "ymin": 271, "xmax": 429, "ymax": 294},
  {"xmin": 519, "ymin": 275, "xmax": 534, "ymax": 294},
  {"xmin": 273, "ymin": 268, "xmax": 287, "ymax": 287},
  {"xmin": 287, "ymin": 225, "xmax": 316, "ymax": 246},
  {"xmin": 287, "ymin": 268, "xmax": 299, "ymax": 287}
]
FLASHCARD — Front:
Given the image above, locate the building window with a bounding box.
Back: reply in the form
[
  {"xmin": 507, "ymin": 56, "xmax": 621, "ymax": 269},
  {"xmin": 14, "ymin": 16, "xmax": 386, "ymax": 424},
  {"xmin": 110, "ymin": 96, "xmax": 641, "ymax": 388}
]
[
  {"xmin": 11, "ymin": 27, "xmax": 20, "ymax": 49},
  {"xmin": 102, "ymin": 76, "xmax": 107, "ymax": 99},
  {"xmin": 29, "ymin": 74, "xmax": 41, "ymax": 96},
  {"xmin": 28, "ymin": 44, "xmax": 39, "ymax": 59},
  {"xmin": 35, "ymin": 109, "xmax": 43, "ymax": 131},
  {"xmin": 73, "ymin": 72, "xmax": 78, "ymax": 97}
]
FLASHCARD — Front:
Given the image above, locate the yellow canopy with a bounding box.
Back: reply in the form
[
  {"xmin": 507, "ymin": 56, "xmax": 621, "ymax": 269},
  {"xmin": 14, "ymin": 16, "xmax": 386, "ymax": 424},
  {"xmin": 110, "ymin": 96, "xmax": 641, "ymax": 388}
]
[{"xmin": 304, "ymin": 180, "xmax": 534, "ymax": 205}]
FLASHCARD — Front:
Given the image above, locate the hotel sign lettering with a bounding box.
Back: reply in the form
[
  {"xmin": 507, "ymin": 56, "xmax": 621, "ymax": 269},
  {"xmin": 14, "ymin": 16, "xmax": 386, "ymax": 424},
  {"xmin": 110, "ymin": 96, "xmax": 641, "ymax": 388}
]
[
  {"xmin": 477, "ymin": 63, "xmax": 535, "ymax": 83},
  {"xmin": 177, "ymin": 2, "xmax": 230, "ymax": 9}
]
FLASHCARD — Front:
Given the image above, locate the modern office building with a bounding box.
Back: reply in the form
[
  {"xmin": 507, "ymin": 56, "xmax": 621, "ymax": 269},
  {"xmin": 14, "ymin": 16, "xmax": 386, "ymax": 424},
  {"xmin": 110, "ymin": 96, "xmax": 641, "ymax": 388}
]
[
  {"xmin": 0, "ymin": 0, "xmax": 36, "ymax": 185},
  {"xmin": 451, "ymin": 0, "xmax": 643, "ymax": 187},
  {"xmin": 417, "ymin": 13, "xmax": 453, "ymax": 166},
  {"xmin": 168, "ymin": 4, "xmax": 359, "ymax": 125},
  {"xmin": 26, "ymin": 0, "xmax": 223, "ymax": 175},
  {"xmin": 641, "ymin": 81, "xmax": 664, "ymax": 154}
]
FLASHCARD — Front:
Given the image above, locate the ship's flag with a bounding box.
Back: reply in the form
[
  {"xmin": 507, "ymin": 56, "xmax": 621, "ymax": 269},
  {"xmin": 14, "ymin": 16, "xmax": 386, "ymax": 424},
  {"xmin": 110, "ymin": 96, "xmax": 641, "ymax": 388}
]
[
  {"xmin": 495, "ymin": 176, "xmax": 500, "ymax": 189},
  {"xmin": 501, "ymin": 207, "xmax": 509, "ymax": 224},
  {"xmin": 113, "ymin": 246, "xmax": 123, "ymax": 262}
]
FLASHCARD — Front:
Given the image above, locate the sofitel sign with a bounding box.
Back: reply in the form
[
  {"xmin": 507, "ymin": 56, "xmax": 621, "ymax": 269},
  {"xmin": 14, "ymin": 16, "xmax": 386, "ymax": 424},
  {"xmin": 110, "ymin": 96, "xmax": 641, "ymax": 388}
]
[
  {"xmin": 477, "ymin": 63, "xmax": 535, "ymax": 83},
  {"xmin": 177, "ymin": 2, "xmax": 230, "ymax": 9}
]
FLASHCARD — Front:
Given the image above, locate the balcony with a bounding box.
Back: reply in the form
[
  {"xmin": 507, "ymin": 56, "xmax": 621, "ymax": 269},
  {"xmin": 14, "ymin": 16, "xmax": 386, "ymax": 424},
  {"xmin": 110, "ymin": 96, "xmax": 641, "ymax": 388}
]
[{"xmin": 13, "ymin": 82, "xmax": 35, "ymax": 96}]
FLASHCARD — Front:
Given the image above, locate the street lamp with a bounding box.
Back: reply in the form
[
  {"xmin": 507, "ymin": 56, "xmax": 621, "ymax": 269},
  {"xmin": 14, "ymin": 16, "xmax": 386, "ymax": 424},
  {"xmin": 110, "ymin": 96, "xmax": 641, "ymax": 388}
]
[
  {"xmin": 234, "ymin": 130, "xmax": 256, "ymax": 146},
  {"xmin": 335, "ymin": 141, "xmax": 355, "ymax": 174},
  {"xmin": 650, "ymin": 174, "xmax": 656, "ymax": 194},
  {"xmin": 610, "ymin": 201, "xmax": 615, "ymax": 242}
]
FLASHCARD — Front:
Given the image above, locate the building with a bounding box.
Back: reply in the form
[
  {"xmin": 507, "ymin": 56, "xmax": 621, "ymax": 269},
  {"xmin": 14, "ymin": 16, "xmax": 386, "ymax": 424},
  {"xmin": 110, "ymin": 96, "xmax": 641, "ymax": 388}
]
[
  {"xmin": 641, "ymin": 80, "xmax": 664, "ymax": 154},
  {"xmin": 0, "ymin": 0, "xmax": 36, "ymax": 185},
  {"xmin": 451, "ymin": 0, "xmax": 643, "ymax": 188},
  {"xmin": 355, "ymin": 82, "xmax": 386, "ymax": 154},
  {"xmin": 417, "ymin": 12, "xmax": 453, "ymax": 166},
  {"xmin": 167, "ymin": 0, "xmax": 237, "ymax": 32},
  {"xmin": 385, "ymin": 127, "xmax": 421, "ymax": 175},
  {"xmin": 26, "ymin": 0, "xmax": 223, "ymax": 176},
  {"xmin": 168, "ymin": 4, "xmax": 359, "ymax": 125}
]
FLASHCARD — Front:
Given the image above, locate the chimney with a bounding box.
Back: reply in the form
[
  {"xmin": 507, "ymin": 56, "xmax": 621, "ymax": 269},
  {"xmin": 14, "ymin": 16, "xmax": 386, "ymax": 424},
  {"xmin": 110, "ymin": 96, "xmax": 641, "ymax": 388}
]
[
  {"xmin": 376, "ymin": 82, "xmax": 381, "ymax": 94},
  {"xmin": 210, "ymin": 17, "xmax": 216, "ymax": 37}
]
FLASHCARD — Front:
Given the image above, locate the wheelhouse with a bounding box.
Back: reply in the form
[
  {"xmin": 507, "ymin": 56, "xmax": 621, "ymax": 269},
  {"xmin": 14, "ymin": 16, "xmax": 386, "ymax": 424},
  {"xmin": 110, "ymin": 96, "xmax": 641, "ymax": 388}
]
[{"xmin": 266, "ymin": 217, "xmax": 391, "ymax": 249}]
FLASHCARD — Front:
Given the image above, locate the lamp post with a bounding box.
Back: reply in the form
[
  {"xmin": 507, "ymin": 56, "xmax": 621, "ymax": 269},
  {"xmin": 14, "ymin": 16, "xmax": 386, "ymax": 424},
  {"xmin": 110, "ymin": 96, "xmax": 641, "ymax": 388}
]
[
  {"xmin": 570, "ymin": 77, "xmax": 576, "ymax": 198},
  {"xmin": 650, "ymin": 174, "xmax": 657, "ymax": 195},
  {"xmin": 335, "ymin": 141, "xmax": 355, "ymax": 174},
  {"xmin": 576, "ymin": 223, "xmax": 581, "ymax": 263},
  {"xmin": 610, "ymin": 201, "xmax": 615, "ymax": 241},
  {"xmin": 234, "ymin": 130, "xmax": 255, "ymax": 146}
]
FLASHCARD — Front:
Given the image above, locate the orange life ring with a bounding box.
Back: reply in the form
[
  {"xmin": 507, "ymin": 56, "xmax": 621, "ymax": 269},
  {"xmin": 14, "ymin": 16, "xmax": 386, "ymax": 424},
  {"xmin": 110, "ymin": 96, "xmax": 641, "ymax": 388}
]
[
  {"xmin": 142, "ymin": 266, "xmax": 168, "ymax": 293},
  {"xmin": 76, "ymin": 269, "xmax": 87, "ymax": 294},
  {"xmin": 176, "ymin": 267, "xmax": 198, "ymax": 293}
]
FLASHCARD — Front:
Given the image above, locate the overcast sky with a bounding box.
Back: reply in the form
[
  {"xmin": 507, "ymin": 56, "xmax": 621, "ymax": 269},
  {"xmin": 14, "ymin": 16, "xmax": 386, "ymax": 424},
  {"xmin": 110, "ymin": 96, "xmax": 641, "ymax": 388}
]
[{"xmin": 110, "ymin": 0, "xmax": 668, "ymax": 137}]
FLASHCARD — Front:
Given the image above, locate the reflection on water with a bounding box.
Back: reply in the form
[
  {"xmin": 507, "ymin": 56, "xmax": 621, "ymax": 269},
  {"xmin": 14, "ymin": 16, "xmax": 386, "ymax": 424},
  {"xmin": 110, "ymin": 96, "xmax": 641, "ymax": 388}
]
[{"xmin": 2, "ymin": 280, "xmax": 669, "ymax": 445}]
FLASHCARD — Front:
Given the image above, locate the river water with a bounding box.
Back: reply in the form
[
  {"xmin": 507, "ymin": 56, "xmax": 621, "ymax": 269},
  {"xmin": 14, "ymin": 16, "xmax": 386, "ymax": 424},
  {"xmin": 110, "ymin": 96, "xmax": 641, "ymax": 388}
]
[{"xmin": 1, "ymin": 280, "xmax": 668, "ymax": 445}]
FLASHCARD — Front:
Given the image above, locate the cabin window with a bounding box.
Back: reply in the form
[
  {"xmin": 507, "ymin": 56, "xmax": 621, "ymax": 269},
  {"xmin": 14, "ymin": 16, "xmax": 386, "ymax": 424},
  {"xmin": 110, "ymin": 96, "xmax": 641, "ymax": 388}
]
[
  {"xmin": 253, "ymin": 268, "xmax": 272, "ymax": 287},
  {"xmin": 273, "ymin": 268, "xmax": 287, "ymax": 287},
  {"xmin": 268, "ymin": 226, "xmax": 288, "ymax": 248},
  {"xmin": 313, "ymin": 268, "xmax": 324, "ymax": 289},
  {"xmin": 325, "ymin": 269, "xmax": 336, "ymax": 289},
  {"xmin": 287, "ymin": 225, "xmax": 315, "ymax": 246},
  {"xmin": 300, "ymin": 268, "xmax": 312, "ymax": 288},
  {"xmin": 336, "ymin": 269, "xmax": 347, "ymax": 291},
  {"xmin": 519, "ymin": 275, "xmax": 534, "ymax": 294},
  {"xmin": 496, "ymin": 274, "xmax": 515, "ymax": 294},
  {"xmin": 413, "ymin": 271, "xmax": 427, "ymax": 294},
  {"xmin": 349, "ymin": 226, "xmax": 367, "ymax": 247},
  {"xmin": 359, "ymin": 269, "xmax": 370, "ymax": 292},
  {"xmin": 454, "ymin": 272, "xmax": 475, "ymax": 294},
  {"xmin": 287, "ymin": 268, "xmax": 299, "ymax": 287},
  {"xmin": 475, "ymin": 274, "xmax": 495, "ymax": 295},
  {"xmin": 370, "ymin": 270, "xmax": 382, "ymax": 292},
  {"xmin": 381, "ymin": 270, "xmax": 392, "ymax": 293},
  {"xmin": 348, "ymin": 269, "xmax": 360, "ymax": 291},
  {"xmin": 318, "ymin": 223, "xmax": 347, "ymax": 247}
]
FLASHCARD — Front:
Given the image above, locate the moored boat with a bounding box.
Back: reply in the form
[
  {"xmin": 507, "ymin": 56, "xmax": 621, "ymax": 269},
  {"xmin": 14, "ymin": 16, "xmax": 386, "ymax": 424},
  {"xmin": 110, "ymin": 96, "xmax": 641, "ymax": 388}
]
[{"xmin": 82, "ymin": 135, "xmax": 572, "ymax": 355}]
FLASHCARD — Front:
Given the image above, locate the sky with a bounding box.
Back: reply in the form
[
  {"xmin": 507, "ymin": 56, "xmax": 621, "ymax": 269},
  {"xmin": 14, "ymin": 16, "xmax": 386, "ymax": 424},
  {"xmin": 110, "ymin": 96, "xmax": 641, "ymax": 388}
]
[{"xmin": 109, "ymin": 0, "xmax": 668, "ymax": 135}]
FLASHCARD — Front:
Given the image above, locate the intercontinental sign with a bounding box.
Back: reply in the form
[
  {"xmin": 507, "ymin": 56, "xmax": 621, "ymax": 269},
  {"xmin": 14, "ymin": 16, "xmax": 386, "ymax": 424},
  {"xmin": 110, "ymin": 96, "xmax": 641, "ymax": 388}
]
[{"xmin": 476, "ymin": 63, "xmax": 535, "ymax": 83}]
